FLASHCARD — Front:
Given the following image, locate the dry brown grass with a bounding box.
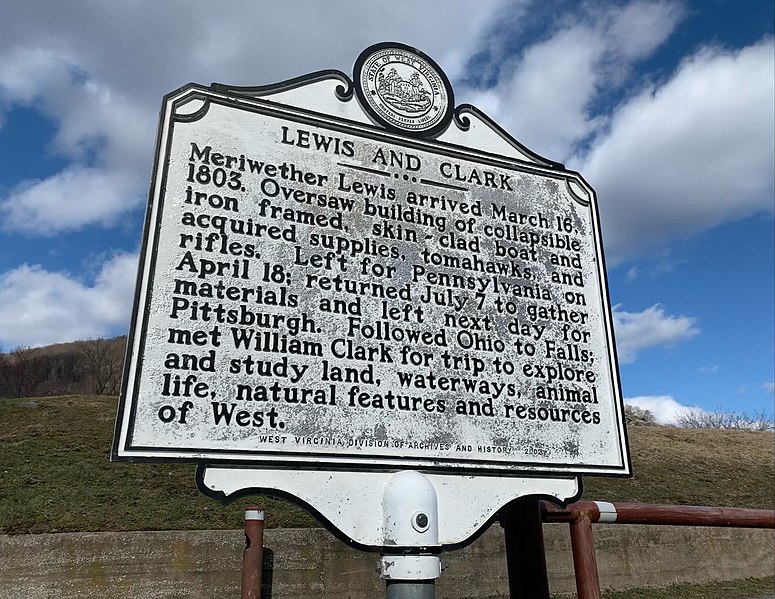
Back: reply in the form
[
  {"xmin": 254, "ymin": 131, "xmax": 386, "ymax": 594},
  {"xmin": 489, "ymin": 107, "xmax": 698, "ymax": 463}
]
[{"xmin": 585, "ymin": 425, "xmax": 775, "ymax": 508}]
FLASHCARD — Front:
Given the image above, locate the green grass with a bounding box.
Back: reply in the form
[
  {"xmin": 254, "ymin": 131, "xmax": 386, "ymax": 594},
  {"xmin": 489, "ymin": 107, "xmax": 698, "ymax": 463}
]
[
  {"xmin": 0, "ymin": 396, "xmax": 315, "ymax": 533},
  {"xmin": 1, "ymin": 396, "xmax": 773, "ymax": 534}
]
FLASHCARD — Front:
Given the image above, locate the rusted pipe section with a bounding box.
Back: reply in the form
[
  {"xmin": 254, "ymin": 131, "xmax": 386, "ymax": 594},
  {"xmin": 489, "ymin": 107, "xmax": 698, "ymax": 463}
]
[
  {"xmin": 569, "ymin": 512, "xmax": 600, "ymax": 599},
  {"xmin": 542, "ymin": 501, "xmax": 775, "ymax": 528},
  {"xmin": 241, "ymin": 505, "xmax": 265, "ymax": 599}
]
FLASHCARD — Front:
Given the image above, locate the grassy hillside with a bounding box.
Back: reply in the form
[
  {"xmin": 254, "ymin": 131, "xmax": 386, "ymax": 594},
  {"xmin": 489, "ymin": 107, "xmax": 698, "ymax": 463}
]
[{"xmin": 1, "ymin": 395, "xmax": 773, "ymax": 534}]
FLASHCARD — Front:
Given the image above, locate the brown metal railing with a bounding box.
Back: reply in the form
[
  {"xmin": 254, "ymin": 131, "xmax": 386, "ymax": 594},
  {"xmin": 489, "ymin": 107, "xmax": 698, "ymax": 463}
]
[
  {"xmin": 240, "ymin": 500, "xmax": 773, "ymax": 599},
  {"xmin": 539, "ymin": 500, "xmax": 775, "ymax": 599},
  {"xmin": 241, "ymin": 506, "xmax": 265, "ymax": 599}
]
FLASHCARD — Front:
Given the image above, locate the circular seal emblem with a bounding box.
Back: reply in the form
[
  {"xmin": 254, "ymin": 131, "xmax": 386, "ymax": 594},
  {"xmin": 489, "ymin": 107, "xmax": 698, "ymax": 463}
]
[{"xmin": 354, "ymin": 42, "xmax": 454, "ymax": 138}]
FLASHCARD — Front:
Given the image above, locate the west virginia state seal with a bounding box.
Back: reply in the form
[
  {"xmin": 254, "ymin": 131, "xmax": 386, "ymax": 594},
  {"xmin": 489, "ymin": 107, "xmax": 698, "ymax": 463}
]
[{"xmin": 354, "ymin": 42, "xmax": 454, "ymax": 138}]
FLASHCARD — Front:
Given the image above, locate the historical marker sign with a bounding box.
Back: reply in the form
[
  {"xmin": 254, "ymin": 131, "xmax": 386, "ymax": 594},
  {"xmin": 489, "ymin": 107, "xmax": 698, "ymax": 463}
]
[{"xmin": 113, "ymin": 43, "xmax": 630, "ymax": 478}]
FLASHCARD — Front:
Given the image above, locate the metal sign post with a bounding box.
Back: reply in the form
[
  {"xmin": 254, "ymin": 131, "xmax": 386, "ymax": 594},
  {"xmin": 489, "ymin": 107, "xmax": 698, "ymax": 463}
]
[
  {"xmin": 241, "ymin": 506, "xmax": 264, "ymax": 599},
  {"xmin": 112, "ymin": 42, "xmax": 631, "ymax": 595},
  {"xmin": 500, "ymin": 500, "xmax": 551, "ymax": 599},
  {"xmin": 379, "ymin": 471, "xmax": 441, "ymax": 597}
]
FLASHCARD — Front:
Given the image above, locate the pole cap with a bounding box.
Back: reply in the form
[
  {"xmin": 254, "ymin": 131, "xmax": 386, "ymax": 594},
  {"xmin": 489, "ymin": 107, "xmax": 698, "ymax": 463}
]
[{"xmin": 244, "ymin": 506, "xmax": 265, "ymax": 521}]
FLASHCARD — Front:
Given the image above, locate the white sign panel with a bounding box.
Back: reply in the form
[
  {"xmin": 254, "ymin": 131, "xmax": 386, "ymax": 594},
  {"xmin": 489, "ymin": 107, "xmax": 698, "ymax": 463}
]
[{"xmin": 113, "ymin": 43, "xmax": 630, "ymax": 477}]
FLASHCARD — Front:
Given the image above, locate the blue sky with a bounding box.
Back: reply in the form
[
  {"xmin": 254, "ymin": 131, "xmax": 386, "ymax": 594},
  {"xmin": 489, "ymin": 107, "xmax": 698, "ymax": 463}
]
[{"xmin": 0, "ymin": 0, "xmax": 772, "ymax": 423}]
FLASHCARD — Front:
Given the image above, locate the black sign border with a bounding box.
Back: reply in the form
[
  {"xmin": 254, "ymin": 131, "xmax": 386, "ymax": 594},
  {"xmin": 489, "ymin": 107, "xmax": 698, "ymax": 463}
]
[{"xmin": 112, "ymin": 80, "xmax": 631, "ymax": 480}]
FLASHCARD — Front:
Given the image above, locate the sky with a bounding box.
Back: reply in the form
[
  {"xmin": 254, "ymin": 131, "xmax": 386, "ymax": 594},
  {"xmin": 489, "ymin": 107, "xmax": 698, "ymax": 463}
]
[{"xmin": 0, "ymin": 0, "xmax": 772, "ymax": 425}]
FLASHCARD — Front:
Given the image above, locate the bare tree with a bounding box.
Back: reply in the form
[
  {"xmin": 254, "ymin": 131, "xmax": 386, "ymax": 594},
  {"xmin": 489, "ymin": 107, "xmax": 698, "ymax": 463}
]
[
  {"xmin": 677, "ymin": 408, "xmax": 775, "ymax": 432},
  {"xmin": 624, "ymin": 405, "xmax": 659, "ymax": 426},
  {"xmin": 76, "ymin": 338, "xmax": 124, "ymax": 395},
  {"xmin": 0, "ymin": 353, "xmax": 10, "ymax": 397},
  {"xmin": 2, "ymin": 346, "xmax": 42, "ymax": 398}
]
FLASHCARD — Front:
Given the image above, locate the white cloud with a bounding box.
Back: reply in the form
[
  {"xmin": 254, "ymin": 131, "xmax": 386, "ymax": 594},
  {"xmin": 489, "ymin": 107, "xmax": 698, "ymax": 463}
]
[
  {"xmin": 0, "ymin": 47, "xmax": 153, "ymax": 233},
  {"xmin": 625, "ymin": 266, "xmax": 639, "ymax": 282},
  {"xmin": 1, "ymin": 166, "xmax": 141, "ymax": 234},
  {"xmin": 0, "ymin": 1, "xmax": 504, "ymax": 98},
  {"xmin": 576, "ymin": 38, "xmax": 775, "ymax": 262},
  {"xmin": 606, "ymin": 1, "xmax": 685, "ymax": 60},
  {"xmin": 696, "ymin": 365, "xmax": 719, "ymax": 374},
  {"xmin": 613, "ymin": 303, "xmax": 699, "ymax": 363},
  {"xmin": 459, "ymin": 0, "xmax": 685, "ymax": 160},
  {"xmin": 471, "ymin": 26, "xmax": 606, "ymax": 159},
  {"xmin": 764, "ymin": 382, "xmax": 775, "ymax": 393},
  {"xmin": 0, "ymin": 253, "xmax": 138, "ymax": 348},
  {"xmin": 0, "ymin": 1, "xmax": 505, "ymax": 235},
  {"xmin": 625, "ymin": 395, "xmax": 699, "ymax": 425},
  {"xmin": 0, "ymin": 47, "xmax": 72, "ymax": 105},
  {"xmin": 0, "ymin": 2, "xmax": 768, "ymax": 253}
]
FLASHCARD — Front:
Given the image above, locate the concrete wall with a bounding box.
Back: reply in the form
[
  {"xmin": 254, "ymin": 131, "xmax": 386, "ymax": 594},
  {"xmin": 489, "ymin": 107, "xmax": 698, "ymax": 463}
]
[{"xmin": 1, "ymin": 524, "xmax": 772, "ymax": 598}]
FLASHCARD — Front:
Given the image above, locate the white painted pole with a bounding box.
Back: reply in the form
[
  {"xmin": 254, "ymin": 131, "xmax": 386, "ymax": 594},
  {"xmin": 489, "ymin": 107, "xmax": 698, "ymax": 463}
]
[{"xmin": 379, "ymin": 471, "xmax": 442, "ymax": 598}]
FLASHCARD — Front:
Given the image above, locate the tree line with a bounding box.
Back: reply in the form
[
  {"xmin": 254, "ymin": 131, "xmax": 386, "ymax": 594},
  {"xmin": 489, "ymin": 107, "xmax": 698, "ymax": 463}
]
[
  {"xmin": 0, "ymin": 337, "xmax": 125, "ymax": 398},
  {"xmin": 624, "ymin": 404, "xmax": 774, "ymax": 432}
]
